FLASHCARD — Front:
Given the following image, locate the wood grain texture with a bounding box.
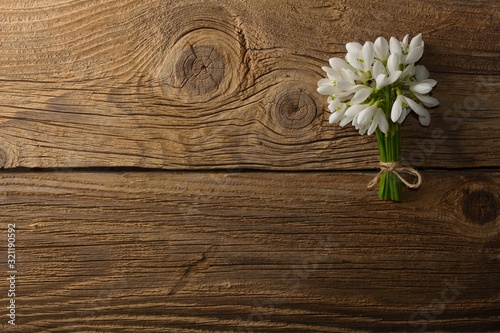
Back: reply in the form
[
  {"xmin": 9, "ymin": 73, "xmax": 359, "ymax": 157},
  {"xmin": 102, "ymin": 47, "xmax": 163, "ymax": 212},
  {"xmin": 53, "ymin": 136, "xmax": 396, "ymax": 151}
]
[
  {"xmin": 0, "ymin": 1, "xmax": 499, "ymax": 332},
  {"xmin": 0, "ymin": 170, "xmax": 498, "ymax": 332},
  {"xmin": 0, "ymin": 0, "xmax": 499, "ymax": 169}
]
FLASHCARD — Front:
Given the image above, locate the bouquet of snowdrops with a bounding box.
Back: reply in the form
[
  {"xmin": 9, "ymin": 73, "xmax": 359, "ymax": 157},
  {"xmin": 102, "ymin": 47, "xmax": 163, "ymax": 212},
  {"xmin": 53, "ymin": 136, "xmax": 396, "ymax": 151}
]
[{"xmin": 317, "ymin": 34, "xmax": 439, "ymax": 201}]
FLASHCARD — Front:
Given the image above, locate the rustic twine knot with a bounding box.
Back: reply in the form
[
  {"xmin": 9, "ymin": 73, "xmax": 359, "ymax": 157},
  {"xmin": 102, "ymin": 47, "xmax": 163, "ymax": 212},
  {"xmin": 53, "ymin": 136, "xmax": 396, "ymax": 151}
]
[{"xmin": 367, "ymin": 161, "xmax": 423, "ymax": 189}]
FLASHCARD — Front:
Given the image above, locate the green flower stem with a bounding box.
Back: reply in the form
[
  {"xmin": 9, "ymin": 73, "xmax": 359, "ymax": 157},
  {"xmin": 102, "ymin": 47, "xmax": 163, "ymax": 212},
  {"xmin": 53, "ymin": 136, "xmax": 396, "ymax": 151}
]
[
  {"xmin": 375, "ymin": 87, "xmax": 402, "ymax": 202},
  {"xmin": 376, "ymin": 124, "xmax": 401, "ymax": 202}
]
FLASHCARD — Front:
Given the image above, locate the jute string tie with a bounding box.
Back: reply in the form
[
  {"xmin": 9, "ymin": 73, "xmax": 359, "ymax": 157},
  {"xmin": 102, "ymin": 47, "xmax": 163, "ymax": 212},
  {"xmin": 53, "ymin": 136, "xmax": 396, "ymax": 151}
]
[{"xmin": 367, "ymin": 161, "xmax": 422, "ymax": 189}]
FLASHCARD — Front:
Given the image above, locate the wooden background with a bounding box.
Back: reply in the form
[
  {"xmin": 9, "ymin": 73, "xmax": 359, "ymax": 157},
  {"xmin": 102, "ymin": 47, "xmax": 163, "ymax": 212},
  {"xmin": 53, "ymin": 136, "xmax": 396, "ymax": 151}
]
[{"xmin": 0, "ymin": 0, "xmax": 499, "ymax": 332}]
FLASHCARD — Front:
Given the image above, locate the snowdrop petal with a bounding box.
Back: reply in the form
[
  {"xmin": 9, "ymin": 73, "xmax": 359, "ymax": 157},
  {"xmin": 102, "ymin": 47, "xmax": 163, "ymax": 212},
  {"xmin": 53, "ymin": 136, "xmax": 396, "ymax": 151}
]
[
  {"xmin": 415, "ymin": 65, "xmax": 430, "ymax": 81},
  {"xmin": 358, "ymin": 125, "xmax": 368, "ymax": 135},
  {"xmin": 391, "ymin": 95, "xmax": 403, "ymax": 123},
  {"xmin": 376, "ymin": 70, "xmax": 401, "ymax": 89},
  {"xmin": 357, "ymin": 105, "xmax": 376, "ymax": 126},
  {"xmin": 362, "ymin": 42, "xmax": 374, "ymax": 69},
  {"xmin": 389, "ymin": 37, "xmax": 402, "ymax": 57},
  {"xmin": 375, "ymin": 74, "xmax": 388, "ymax": 89},
  {"xmin": 405, "ymin": 45, "xmax": 424, "ymax": 64},
  {"xmin": 322, "ymin": 66, "xmax": 341, "ymax": 80},
  {"xmin": 327, "ymin": 98, "xmax": 341, "ymax": 112},
  {"xmin": 409, "ymin": 33, "xmax": 423, "ymax": 49},
  {"xmin": 401, "ymin": 63, "xmax": 415, "ymax": 79},
  {"xmin": 317, "ymin": 78, "xmax": 332, "ymax": 87},
  {"xmin": 398, "ymin": 108, "xmax": 410, "ymax": 124},
  {"xmin": 351, "ymin": 87, "xmax": 373, "ymax": 104},
  {"xmin": 329, "ymin": 112, "xmax": 342, "ymax": 124},
  {"xmin": 329, "ymin": 58, "xmax": 351, "ymax": 71},
  {"xmin": 339, "ymin": 116, "xmax": 352, "ymax": 127},
  {"xmin": 419, "ymin": 112, "xmax": 431, "ymax": 126},
  {"xmin": 387, "ymin": 53, "xmax": 400, "ymax": 74},
  {"xmin": 344, "ymin": 104, "xmax": 366, "ymax": 118},
  {"xmin": 329, "ymin": 108, "xmax": 346, "ymax": 124},
  {"xmin": 346, "ymin": 42, "xmax": 363, "ymax": 57},
  {"xmin": 422, "ymin": 79, "xmax": 437, "ymax": 88},
  {"xmin": 410, "ymin": 79, "xmax": 437, "ymax": 94},
  {"xmin": 346, "ymin": 53, "xmax": 364, "ymax": 71},
  {"xmin": 341, "ymin": 68, "xmax": 358, "ymax": 84},
  {"xmin": 414, "ymin": 93, "xmax": 439, "ymax": 107},
  {"xmin": 401, "ymin": 34, "xmax": 410, "ymax": 50},
  {"xmin": 376, "ymin": 109, "xmax": 389, "ymax": 134},
  {"xmin": 336, "ymin": 80, "xmax": 355, "ymax": 92},
  {"xmin": 404, "ymin": 96, "xmax": 430, "ymax": 124},
  {"xmin": 372, "ymin": 60, "xmax": 385, "ymax": 78},
  {"xmin": 367, "ymin": 118, "xmax": 378, "ymax": 136},
  {"xmin": 386, "ymin": 71, "xmax": 402, "ymax": 86},
  {"xmin": 403, "ymin": 97, "xmax": 421, "ymax": 113},
  {"xmin": 335, "ymin": 90, "xmax": 357, "ymax": 99},
  {"xmin": 317, "ymin": 85, "xmax": 336, "ymax": 95},
  {"xmin": 351, "ymin": 114, "xmax": 360, "ymax": 128},
  {"xmin": 374, "ymin": 109, "xmax": 389, "ymax": 135},
  {"xmin": 374, "ymin": 37, "xmax": 389, "ymax": 60}
]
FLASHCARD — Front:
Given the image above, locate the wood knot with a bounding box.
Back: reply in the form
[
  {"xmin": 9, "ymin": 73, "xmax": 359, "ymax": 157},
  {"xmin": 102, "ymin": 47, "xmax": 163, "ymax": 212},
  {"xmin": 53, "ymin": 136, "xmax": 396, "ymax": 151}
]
[
  {"xmin": 175, "ymin": 45, "xmax": 224, "ymax": 96},
  {"xmin": 155, "ymin": 23, "xmax": 248, "ymax": 104},
  {"xmin": 273, "ymin": 90, "xmax": 317, "ymax": 129},
  {"xmin": 462, "ymin": 190, "xmax": 499, "ymax": 225}
]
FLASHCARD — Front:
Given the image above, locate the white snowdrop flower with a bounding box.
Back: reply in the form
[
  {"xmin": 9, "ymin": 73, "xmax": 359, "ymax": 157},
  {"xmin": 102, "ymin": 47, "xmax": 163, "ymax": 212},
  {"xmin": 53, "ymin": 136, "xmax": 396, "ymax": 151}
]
[
  {"xmin": 375, "ymin": 70, "xmax": 402, "ymax": 90},
  {"xmin": 340, "ymin": 104, "xmax": 366, "ymax": 127},
  {"xmin": 361, "ymin": 42, "xmax": 375, "ymax": 72},
  {"xmin": 404, "ymin": 33, "xmax": 424, "ymax": 64},
  {"xmin": 410, "ymin": 79, "xmax": 437, "ymax": 95},
  {"xmin": 345, "ymin": 41, "xmax": 374, "ymax": 73},
  {"xmin": 387, "ymin": 53, "xmax": 400, "ymax": 75},
  {"xmin": 403, "ymin": 96, "xmax": 431, "ymax": 126},
  {"xmin": 351, "ymin": 86, "xmax": 373, "ymax": 104},
  {"xmin": 329, "ymin": 103, "xmax": 347, "ymax": 124},
  {"xmin": 409, "ymin": 33, "xmax": 423, "ymax": 49},
  {"xmin": 374, "ymin": 37, "xmax": 389, "ymax": 61},
  {"xmin": 401, "ymin": 63, "xmax": 416, "ymax": 80},
  {"xmin": 414, "ymin": 93, "xmax": 439, "ymax": 108},
  {"xmin": 401, "ymin": 34, "xmax": 410, "ymax": 50},
  {"xmin": 389, "ymin": 36, "xmax": 403, "ymax": 59},
  {"xmin": 317, "ymin": 83, "xmax": 336, "ymax": 96},
  {"xmin": 368, "ymin": 108, "xmax": 389, "ymax": 135},
  {"xmin": 391, "ymin": 95, "xmax": 405, "ymax": 123},
  {"xmin": 372, "ymin": 60, "xmax": 385, "ymax": 78},
  {"xmin": 354, "ymin": 104, "xmax": 378, "ymax": 129},
  {"xmin": 415, "ymin": 65, "xmax": 430, "ymax": 81}
]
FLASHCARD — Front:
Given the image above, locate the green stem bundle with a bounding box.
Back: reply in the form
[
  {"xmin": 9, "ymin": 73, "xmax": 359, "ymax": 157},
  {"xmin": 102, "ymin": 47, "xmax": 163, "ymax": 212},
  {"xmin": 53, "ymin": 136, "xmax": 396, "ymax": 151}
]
[
  {"xmin": 375, "ymin": 88, "xmax": 402, "ymax": 202},
  {"xmin": 375, "ymin": 125, "xmax": 401, "ymax": 201}
]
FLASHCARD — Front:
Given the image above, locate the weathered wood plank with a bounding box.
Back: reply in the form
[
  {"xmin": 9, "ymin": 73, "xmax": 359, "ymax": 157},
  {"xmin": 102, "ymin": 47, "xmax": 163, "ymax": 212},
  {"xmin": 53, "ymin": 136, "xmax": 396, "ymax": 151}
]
[
  {"xmin": 0, "ymin": 0, "xmax": 499, "ymax": 169},
  {"xmin": 1, "ymin": 170, "xmax": 498, "ymax": 332}
]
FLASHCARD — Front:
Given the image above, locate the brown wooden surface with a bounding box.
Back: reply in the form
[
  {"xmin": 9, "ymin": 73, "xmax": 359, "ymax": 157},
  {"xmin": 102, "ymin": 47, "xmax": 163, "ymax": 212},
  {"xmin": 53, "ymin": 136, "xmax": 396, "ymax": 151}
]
[
  {"xmin": 0, "ymin": 171, "xmax": 499, "ymax": 332},
  {"xmin": 0, "ymin": 1, "xmax": 499, "ymax": 332},
  {"xmin": 0, "ymin": 0, "xmax": 498, "ymax": 169}
]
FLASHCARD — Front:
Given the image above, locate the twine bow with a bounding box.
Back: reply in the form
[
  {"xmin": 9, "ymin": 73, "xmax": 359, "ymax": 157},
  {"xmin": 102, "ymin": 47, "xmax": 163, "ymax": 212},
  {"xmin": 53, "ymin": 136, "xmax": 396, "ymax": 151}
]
[{"xmin": 367, "ymin": 161, "xmax": 422, "ymax": 189}]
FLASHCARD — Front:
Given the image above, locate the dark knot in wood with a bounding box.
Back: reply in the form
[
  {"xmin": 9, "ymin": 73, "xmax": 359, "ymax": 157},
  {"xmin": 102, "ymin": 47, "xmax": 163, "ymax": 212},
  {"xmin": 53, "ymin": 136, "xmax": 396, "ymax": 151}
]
[
  {"xmin": 175, "ymin": 45, "xmax": 224, "ymax": 96},
  {"xmin": 274, "ymin": 90, "xmax": 317, "ymax": 129},
  {"xmin": 462, "ymin": 190, "xmax": 499, "ymax": 225}
]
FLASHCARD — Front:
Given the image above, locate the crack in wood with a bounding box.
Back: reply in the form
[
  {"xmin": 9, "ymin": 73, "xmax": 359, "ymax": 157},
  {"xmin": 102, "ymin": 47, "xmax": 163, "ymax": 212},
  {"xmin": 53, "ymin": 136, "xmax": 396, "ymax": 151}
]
[{"xmin": 168, "ymin": 245, "xmax": 213, "ymax": 296}]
